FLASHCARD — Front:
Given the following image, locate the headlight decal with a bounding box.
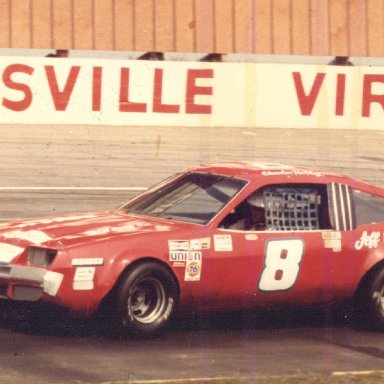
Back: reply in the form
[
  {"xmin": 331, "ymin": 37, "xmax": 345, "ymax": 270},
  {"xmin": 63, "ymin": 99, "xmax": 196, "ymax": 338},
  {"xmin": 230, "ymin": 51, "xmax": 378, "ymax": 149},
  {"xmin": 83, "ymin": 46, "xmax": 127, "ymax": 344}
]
[{"xmin": 43, "ymin": 271, "xmax": 64, "ymax": 296}]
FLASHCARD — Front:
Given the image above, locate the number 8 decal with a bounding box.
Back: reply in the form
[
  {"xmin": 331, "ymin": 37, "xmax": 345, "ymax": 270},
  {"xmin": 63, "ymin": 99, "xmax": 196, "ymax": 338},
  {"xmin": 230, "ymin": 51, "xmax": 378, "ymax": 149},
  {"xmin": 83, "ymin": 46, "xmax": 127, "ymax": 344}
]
[{"xmin": 259, "ymin": 239, "xmax": 304, "ymax": 291}]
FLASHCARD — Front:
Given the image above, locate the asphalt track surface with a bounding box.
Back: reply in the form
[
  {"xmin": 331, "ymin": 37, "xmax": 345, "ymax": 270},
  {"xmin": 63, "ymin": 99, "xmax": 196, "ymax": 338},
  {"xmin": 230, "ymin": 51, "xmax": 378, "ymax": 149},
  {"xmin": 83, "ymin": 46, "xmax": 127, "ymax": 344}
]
[{"xmin": 0, "ymin": 124, "xmax": 383, "ymax": 383}]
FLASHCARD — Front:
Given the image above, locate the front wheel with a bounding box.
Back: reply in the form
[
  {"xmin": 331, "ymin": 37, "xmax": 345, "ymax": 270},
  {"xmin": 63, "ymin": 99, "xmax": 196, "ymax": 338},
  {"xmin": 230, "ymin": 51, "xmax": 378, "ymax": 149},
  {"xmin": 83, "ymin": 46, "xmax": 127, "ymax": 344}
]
[{"xmin": 117, "ymin": 262, "xmax": 178, "ymax": 338}]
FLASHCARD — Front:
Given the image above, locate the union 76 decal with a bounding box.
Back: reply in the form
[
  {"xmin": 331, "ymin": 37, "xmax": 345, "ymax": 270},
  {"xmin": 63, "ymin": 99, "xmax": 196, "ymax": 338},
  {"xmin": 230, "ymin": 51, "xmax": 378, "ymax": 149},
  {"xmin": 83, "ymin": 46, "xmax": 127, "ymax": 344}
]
[{"xmin": 259, "ymin": 239, "xmax": 305, "ymax": 291}]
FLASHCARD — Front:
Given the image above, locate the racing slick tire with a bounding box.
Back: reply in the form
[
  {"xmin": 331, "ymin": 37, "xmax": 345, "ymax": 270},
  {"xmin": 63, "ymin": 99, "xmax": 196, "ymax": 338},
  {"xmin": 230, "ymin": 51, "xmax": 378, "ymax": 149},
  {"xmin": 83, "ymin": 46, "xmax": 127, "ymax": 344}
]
[
  {"xmin": 354, "ymin": 266, "xmax": 384, "ymax": 330},
  {"xmin": 116, "ymin": 262, "xmax": 178, "ymax": 338}
]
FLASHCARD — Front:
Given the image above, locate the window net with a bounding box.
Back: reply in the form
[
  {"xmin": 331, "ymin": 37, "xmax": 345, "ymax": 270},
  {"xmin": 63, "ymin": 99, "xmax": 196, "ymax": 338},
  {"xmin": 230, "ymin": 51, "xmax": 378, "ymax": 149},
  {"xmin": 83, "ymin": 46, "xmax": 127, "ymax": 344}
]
[{"xmin": 263, "ymin": 187, "xmax": 320, "ymax": 231}]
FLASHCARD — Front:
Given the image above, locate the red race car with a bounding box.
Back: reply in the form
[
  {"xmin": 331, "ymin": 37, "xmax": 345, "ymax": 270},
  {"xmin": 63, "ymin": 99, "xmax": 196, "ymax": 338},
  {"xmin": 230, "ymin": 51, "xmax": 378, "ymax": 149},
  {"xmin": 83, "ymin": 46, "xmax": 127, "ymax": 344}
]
[{"xmin": 0, "ymin": 161, "xmax": 384, "ymax": 337}]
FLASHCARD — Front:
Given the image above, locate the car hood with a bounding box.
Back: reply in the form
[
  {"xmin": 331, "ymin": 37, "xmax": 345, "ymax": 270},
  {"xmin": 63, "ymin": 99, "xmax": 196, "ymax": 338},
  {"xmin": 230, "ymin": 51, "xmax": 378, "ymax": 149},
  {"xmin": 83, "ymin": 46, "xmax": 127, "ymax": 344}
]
[{"xmin": 0, "ymin": 210, "xmax": 189, "ymax": 247}]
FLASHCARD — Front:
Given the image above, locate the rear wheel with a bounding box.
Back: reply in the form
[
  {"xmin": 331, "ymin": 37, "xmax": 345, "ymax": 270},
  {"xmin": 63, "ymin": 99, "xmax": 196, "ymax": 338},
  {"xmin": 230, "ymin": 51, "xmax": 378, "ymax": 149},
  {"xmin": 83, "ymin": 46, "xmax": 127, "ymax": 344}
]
[
  {"xmin": 355, "ymin": 267, "xmax": 384, "ymax": 330},
  {"xmin": 117, "ymin": 262, "xmax": 178, "ymax": 338}
]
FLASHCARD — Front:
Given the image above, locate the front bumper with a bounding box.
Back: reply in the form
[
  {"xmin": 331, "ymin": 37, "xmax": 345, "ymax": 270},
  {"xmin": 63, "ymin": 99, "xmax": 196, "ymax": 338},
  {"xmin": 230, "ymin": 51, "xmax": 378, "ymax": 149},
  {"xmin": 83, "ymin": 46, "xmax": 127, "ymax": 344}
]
[{"xmin": 0, "ymin": 263, "xmax": 63, "ymax": 301}]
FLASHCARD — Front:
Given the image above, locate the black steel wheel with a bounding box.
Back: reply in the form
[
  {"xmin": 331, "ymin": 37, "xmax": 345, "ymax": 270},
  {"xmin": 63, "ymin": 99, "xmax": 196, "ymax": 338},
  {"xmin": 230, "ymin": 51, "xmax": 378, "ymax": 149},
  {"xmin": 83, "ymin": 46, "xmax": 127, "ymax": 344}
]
[
  {"xmin": 355, "ymin": 266, "xmax": 384, "ymax": 330},
  {"xmin": 117, "ymin": 262, "xmax": 178, "ymax": 338}
]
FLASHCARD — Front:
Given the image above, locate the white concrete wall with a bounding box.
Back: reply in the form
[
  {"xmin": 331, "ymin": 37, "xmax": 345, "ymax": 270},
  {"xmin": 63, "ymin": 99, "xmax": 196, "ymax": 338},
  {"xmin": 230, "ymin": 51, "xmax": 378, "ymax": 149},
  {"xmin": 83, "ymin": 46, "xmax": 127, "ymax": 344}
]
[{"xmin": 1, "ymin": 57, "xmax": 384, "ymax": 130}]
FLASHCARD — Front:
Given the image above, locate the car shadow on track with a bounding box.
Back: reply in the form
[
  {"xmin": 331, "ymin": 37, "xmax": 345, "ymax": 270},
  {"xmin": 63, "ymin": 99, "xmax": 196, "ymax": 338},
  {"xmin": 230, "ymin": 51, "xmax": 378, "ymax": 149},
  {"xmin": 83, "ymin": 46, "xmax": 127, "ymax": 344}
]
[
  {"xmin": 171, "ymin": 304, "xmax": 351, "ymax": 332},
  {"xmin": 0, "ymin": 300, "xmax": 352, "ymax": 339}
]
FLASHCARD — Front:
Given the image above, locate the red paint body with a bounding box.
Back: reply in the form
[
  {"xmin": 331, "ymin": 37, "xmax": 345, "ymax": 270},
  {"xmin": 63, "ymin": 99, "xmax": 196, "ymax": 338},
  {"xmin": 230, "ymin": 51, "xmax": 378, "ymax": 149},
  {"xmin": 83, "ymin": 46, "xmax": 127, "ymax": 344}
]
[{"xmin": 0, "ymin": 162, "xmax": 383, "ymax": 318}]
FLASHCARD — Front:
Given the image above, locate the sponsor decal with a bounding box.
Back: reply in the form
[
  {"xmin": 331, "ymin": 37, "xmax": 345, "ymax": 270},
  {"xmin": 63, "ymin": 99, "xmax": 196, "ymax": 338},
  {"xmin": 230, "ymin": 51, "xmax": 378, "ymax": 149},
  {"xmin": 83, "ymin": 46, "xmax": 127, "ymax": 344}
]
[
  {"xmin": 168, "ymin": 240, "xmax": 189, "ymax": 252},
  {"xmin": 73, "ymin": 266, "xmax": 96, "ymax": 290},
  {"xmin": 170, "ymin": 249, "xmax": 202, "ymax": 264},
  {"xmin": 72, "ymin": 258, "xmax": 104, "ymax": 266},
  {"xmin": 169, "ymin": 239, "xmax": 209, "ymax": 264},
  {"xmin": 190, "ymin": 237, "xmax": 210, "ymax": 251},
  {"xmin": 168, "ymin": 240, "xmax": 205, "ymax": 279},
  {"xmin": 185, "ymin": 253, "xmax": 202, "ymax": 281},
  {"xmin": 322, "ymin": 231, "xmax": 342, "ymax": 252},
  {"xmin": 214, "ymin": 234, "xmax": 233, "ymax": 252},
  {"xmin": 169, "ymin": 251, "xmax": 189, "ymax": 263},
  {"xmin": 262, "ymin": 170, "xmax": 323, "ymax": 177},
  {"xmin": 245, "ymin": 234, "xmax": 258, "ymax": 241},
  {"xmin": 355, "ymin": 231, "xmax": 381, "ymax": 250},
  {"xmin": 172, "ymin": 261, "xmax": 185, "ymax": 268}
]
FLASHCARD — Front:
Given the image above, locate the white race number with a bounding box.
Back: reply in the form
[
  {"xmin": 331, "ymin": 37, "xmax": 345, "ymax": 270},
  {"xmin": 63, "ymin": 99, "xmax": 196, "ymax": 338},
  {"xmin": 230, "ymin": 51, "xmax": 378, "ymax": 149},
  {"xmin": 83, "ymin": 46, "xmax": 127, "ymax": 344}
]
[{"xmin": 259, "ymin": 239, "xmax": 304, "ymax": 291}]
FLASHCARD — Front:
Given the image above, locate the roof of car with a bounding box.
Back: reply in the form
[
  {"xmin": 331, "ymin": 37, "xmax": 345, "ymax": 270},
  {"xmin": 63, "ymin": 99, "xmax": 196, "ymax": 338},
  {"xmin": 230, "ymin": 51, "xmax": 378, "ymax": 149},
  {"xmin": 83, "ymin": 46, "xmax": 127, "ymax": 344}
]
[
  {"xmin": 187, "ymin": 161, "xmax": 362, "ymax": 186},
  {"xmin": 188, "ymin": 161, "xmax": 320, "ymax": 176}
]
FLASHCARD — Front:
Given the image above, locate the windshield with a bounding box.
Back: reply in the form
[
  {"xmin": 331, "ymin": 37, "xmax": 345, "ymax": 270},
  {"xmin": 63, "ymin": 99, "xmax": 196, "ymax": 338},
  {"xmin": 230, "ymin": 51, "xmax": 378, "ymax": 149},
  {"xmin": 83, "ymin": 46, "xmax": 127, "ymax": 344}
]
[{"xmin": 121, "ymin": 172, "xmax": 247, "ymax": 224}]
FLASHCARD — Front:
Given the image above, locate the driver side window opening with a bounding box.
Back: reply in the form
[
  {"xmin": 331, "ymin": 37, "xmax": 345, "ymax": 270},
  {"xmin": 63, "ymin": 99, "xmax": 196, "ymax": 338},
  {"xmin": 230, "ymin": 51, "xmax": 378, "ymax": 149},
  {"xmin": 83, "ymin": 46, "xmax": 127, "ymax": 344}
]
[{"xmin": 219, "ymin": 184, "xmax": 331, "ymax": 231}]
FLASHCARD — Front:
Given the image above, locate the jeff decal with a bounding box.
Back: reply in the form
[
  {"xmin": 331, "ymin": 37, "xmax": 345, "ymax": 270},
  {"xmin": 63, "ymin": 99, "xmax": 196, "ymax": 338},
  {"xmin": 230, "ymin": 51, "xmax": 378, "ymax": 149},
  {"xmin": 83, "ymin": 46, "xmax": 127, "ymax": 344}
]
[{"xmin": 355, "ymin": 231, "xmax": 381, "ymax": 250}]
